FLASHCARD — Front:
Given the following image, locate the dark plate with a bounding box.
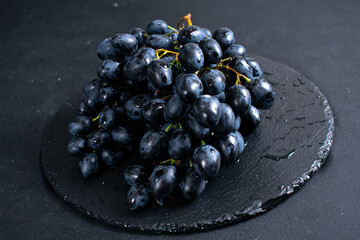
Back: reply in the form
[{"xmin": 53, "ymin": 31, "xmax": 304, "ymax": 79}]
[{"xmin": 41, "ymin": 56, "xmax": 334, "ymax": 233}]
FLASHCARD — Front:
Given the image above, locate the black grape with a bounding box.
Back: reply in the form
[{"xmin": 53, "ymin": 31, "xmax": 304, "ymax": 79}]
[
  {"xmin": 79, "ymin": 153, "xmax": 100, "ymax": 179},
  {"xmin": 175, "ymin": 73, "xmax": 203, "ymax": 103},
  {"xmin": 164, "ymin": 94, "xmax": 191, "ymax": 123},
  {"xmin": 213, "ymin": 28, "xmax": 236, "ymax": 49},
  {"xmin": 200, "ymin": 69, "xmax": 226, "ymax": 95},
  {"xmin": 149, "ymin": 165, "xmax": 177, "ymax": 198},
  {"xmin": 124, "ymin": 165, "xmax": 148, "ymax": 186},
  {"xmin": 179, "ymin": 168, "xmax": 206, "ymax": 200},
  {"xmin": 178, "ymin": 43, "xmax": 204, "ymax": 72},
  {"xmin": 178, "ymin": 25, "xmax": 206, "ymax": 44},
  {"xmin": 226, "ymin": 85, "xmax": 252, "ymax": 116},
  {"xmin": 68, "ymin": 116, "xmax": 92, "ymax": 136},
  {"xmin": 147, "ymin": 59, "xmax": 173, "ymax": 89},
  {"xmin": 199, "ymin": 38, "xmax": 223, "ymax": 65},
  {"xmin": 247, "ymin": 78, "xmax": 275, "ymax": 109},
  {"xmin": 192, "ymin": 95, "xmax": 222, "ymax": 128},
  {"xmin": 215, "ymin": 132, "xmax": 240, "ymax": 164},
  {"xmin": 224, "ymin": 44, "xmax": 246, "ymax": 58},
  {"xmin": 214, "ymin": 103, "xmax": 236, "ymax": 136},
  {"xmin": 127, "ymin": 184, "xmax": 150, "ymax": 210},
  {"xmin": 99, "ymin": 107, "xmax": 117, "ymax": 130},
  {"xmin": 110, "ymin": 33, "xmax": 138, "ymax": 56},
  {"xmin": 192, "ymin": 144, "xmax": 221, "ymax": 180},
  {"xmin": 147, "ymin": 20, "xmax": 168, "ymax": 34},
  {"xmin": 168, "ymin": 129, "xmax": 192, "ymax": 160},
  {"xmin": 67, "ymin": 136, "xmax": 87, "ymax": 156},
  {"xmin": 87, "ymin": 128, "xmax": 110, "ymax": 151},
  {"xmin": 129, "ymin": 27, "xmax": 146, "ymax": 47},
  {"xmin": 139, "ymin": 130, "xmax": 168, "ymax": 160}
]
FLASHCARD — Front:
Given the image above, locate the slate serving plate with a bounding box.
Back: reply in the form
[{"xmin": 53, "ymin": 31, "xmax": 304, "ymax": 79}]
[{"xmin": 41, "ymin": 56, "xmax": 334, "ymax": 233}]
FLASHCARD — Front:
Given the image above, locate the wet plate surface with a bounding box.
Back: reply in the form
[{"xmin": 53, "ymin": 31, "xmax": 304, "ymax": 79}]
[{"xmin": 41, "ymin": 56, "xmax": 334, "ymax": 233}]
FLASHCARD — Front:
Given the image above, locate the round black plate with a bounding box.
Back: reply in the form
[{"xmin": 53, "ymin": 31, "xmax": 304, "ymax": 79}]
[{"xmin": 41, "ymin": 56, "xmax": 334, "ymax": 233}]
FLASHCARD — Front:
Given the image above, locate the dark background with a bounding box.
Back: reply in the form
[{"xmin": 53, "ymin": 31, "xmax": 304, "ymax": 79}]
[{"xmin": 1, "ymin": 0, "xmax": 359, "ymax": 239}]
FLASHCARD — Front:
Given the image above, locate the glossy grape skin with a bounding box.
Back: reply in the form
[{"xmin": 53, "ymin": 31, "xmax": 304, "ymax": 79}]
[
  {"xmin": 67, "ymin": 136, "xmax": 87, "ymax": 156},
  {"xmin": 83, "ymin": 88, "xmax": 102, "ymax": 112},
  {"xmin": 101, "ymin": 148, "xmax": 123, "ymax": 166},
  {"xmin": 147, "ymin": 59, "xmax": 173, "ymax": 89},
  {"xmin": 139, "ymin": 130, "xmax": 167, "ymax": 160},
  {"xmin": 228, "ymin": 57, "xmax": 253, "ymax": 79},
  {"xmin": 129, "ymin": 27, "xmax": 146, "ymax": 47},
  {"xmin": 133, "ymin": 47, "xmax": 156, "ymax": 58},
  {"xmin": 199, "ymin": 38, "xmax": 223, "ymax": 65},
  {"xmin": 226, "ymin": 85, "xmax": 252, "ymax": 116},
  {"xmin": 82, "ymin": 79, "xmax": 103, "ymax": 98},
  {"xmin": 79, "ymin": 153, "xmax": 100, "ymax": 179},
  {"xmin": 147, "ymin": 20, "xmax": 168, "ymax": 34},
  {"xmin": 234, "ymin": 131, "xmax": 245, "ymax": 156},
  {"xmin": 146, "ymin": 34, "xmax": 173, "ymax": 50},
  {"xmin": 99, "ymin": 85, "xmax": 117, "ymax": 106},
  {"xmin": 124, "ymin": 165, "xmax": 148, "ymax": 186},
  {"xmin": 123, "ymin": 50, "xmax": 155, "ymax": 83},
  {"xmin": 78, "ymin": 100, "xmax": 95, "ymax": 117},
  {"xmin": 214, "ymin": 103, "xmax": 236, "ymax": 136},
  {"xmin": 178, "ymin": 43, "xmax": 204, "ymax": 72},
  {"xmin": 97, "ymin": 59, "xmax": 122, "ymax": 84},
  {"xmin": 127, "ymin": 184, "xmax": 150, "ymax": 210},
  {"xmin": 183, "ymin": 112, "xmax": 210, "ymax": 139},
  {"xmin": 179, "ymin": 168, "xmax": 206, "ymax": 200},
  {"xmin": 241, "ymin": 105, "xmax": 261, "ymax": 130},
  {"xmin": 216, "ymin": 132, "xmax": 240, "ymax": 164},
  {"xmin": 110, "ymin": 33, "xmax": 138, "ymax": 56},
  {"xmin": 111, "ymin": 126, "xmax": 133, "ymax": 147},
  {"xmin": 149, "ymin": 165, "xmax": 177, "ymax": 199},
  {"xmin": 192, "ymin": 95, "xmax": 222, "ymax": 128},
  {"xmin": 99, "ymin": 108, "xmax": 117, "ymax": 130},
  {"xmin": 234, "ymin": 115, "xmax": 241, "ymax": 131},
  {"xmin": 202, "ymin": 28, "xmax": 212, "ymax": 37},
  {"xmin": 213, "ymin": 91, "xmax": 225, "ymax": 103},
  {"xmin": 168, "ymin": 129, "xmax": 192, "ymax": 160},
  {"xmin": 178, "ymin": 25, "xmax": 206, "ymax": 44},
  {"xmin": 192, "ymin": 144, "xmax": 221, "ymax": 180},
  {"xmin": 142, "ymin": 99, "xmax": 166, "ymax": 129},
  {"xmin": 175, "ymin": 73, "xmax": 203, "ymax": 103},
  {"xmin": 247, "ymin": 78, "xmax": 274, "ymax": 109},
  {"xmin": 164, "ymin": 94, "xmax": 191, "ymax": 123},
  {"xmin": 124, "ymin": 94, "xmax": 150, "ymax": 122},
  {"xmin": 97, "ymin": 37, "xmax": 121, "ymax": 60},
  {"xmin": 213, "ymin": 28, "xmax": 236, "ymax": 49},
  {"xmin": 87, "ymin": 128, "xmax": 110, "ymax": 151},
  {"xmin": 245, "ymin": 57, "xmax": 262, "ymax": 78},
  {"xmin": 68, "ymin": 116, "xmax": 92, "ymax": 136},
  {"xmin": 224, "ymin": 44, "xmax": 246, "ymax": 58},
  {"xmin": 200, "ymin": 69, "xmax": 226, "ymax": 95}
]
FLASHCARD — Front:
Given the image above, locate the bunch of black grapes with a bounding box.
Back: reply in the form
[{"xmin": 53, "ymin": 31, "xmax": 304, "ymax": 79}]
[{"xmin": 67, "ymin": 14, "xmax": 275, "ymax": 210}]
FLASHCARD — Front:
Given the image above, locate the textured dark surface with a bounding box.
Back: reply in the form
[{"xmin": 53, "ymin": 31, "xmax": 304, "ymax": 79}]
[
  {"xmin": 41, "ymin": 56, "xmax": 334, "ymax": 233},
  {"xmin": 1, "ymin": 0, "xmax": 360, "ymax": 239}
]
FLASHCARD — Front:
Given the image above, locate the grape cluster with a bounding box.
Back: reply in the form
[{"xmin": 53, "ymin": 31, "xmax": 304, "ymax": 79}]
[{"xmin": 67, "ymin": 14, "xmax": 275, "ymax": 211}]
